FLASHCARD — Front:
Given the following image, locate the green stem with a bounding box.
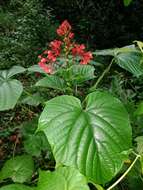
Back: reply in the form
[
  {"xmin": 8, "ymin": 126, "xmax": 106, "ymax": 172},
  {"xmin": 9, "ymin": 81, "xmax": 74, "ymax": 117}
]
[
  {"xmin": 107, "ymin": 154, "xmax": 140, "ymax": 190},
  {"xmin": 90, "ymin": 58, "xmax": 114, "ymax": 92}
]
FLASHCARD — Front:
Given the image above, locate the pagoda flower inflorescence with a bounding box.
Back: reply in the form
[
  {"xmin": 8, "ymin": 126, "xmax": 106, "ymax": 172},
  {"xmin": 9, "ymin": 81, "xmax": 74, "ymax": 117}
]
[{"xmin": 38, "ymin": 20, "xmax": 93, "ymax": 74}]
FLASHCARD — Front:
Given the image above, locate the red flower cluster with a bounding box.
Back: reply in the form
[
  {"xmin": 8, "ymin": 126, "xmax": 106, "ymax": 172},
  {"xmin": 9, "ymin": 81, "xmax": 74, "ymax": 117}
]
[
  {"xmin": 72, "ymin": 44, "xmax": 93, "ymax": 64},
  {"xmin": 57, "ymin": 20, "xmax": 71, "ymax": 36},
  {"xmin": 38, "ymin": 20, "xmax": 93, "ymax": 74},
  {"xmin": 38, "ymin": 40, "xmax": 62, "ymax": 73}
]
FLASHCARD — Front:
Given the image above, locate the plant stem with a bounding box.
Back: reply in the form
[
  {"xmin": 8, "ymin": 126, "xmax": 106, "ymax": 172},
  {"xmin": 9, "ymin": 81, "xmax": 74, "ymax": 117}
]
[
  {"xmin": 107, "ymin": 154, "xmax": 140, "ymax": 190},
  {"xmin": 90, "ymin": 58, "xmax": 114, "ymax": 92}
]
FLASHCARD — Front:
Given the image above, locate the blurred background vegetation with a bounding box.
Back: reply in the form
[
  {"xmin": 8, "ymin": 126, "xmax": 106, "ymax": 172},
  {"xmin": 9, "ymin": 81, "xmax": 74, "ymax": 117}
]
[{"xmin": 0, "ymin": 0, "xmax": 143, "ymax": 69}]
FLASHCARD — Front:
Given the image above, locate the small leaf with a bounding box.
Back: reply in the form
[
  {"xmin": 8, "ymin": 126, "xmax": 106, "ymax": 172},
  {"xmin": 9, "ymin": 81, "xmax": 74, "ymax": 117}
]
[
  {"xmin": 37, "ymin": 167, "xmax": 89, "ymax": 190},
  {"xmin": 7, "ymin": 66, "xmax": 26, "ymax": 78},
  {"xmin": 24, "ymin": 133, "xmax": 50, "ymax": 157},
  {"xmin": 123, "ymin": 0, "xmax": 133, "ymax": 6},
  {"xmin": 0, "ymin": 79, "xmax": 23, "ymax": 111},
  {"xmin": 134, "ymin": 41, "xmax": 143, "ymax": 53},
  {"xmin": 28, "ymin": 65, "xmax": 46, "ymax": 74},
  {"xmin": 134, "ymin": 101, "xmax": 143, "ymax": 116},
  {"xmin": 0, "ymin": 66, "xmax": 26, "ymax": 80},
  {"xmin": 94, "ymin": 184, "xmax": 105, "ymax": 190},
  {"xmin": 21, "ymin": 93, "xmax": 45, "ymax": 106},
  {"xmin": 0, "ymin": 184, "xmax": 33, "ymax": 190},
  {"xmin": 0, "ymin": 155, "xmax": 34, "ymax": 183},
  {"xmin": 38, "ymin": 91, "xmax": 132, "ymax": 184},
  {"xmin": 35, "ymin": 75, "xmax": 66, "ymax": 91},
  {"xmin": 135, "ymin": 136, "xmax": 143, "ymax": 155}
]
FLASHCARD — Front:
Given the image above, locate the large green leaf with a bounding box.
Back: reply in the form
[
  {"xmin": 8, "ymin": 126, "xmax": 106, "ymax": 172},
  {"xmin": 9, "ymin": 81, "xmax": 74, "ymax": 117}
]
[
  {"xmin": 35, "ymin": 75, "xmax": 66, "ymax": 91},
  {"xmin": 38, "ymin": 91, "xmax": 132, "ymax": 184},
  {"xmin": 37, "ymin": 167, "xmax": 89, "ymax": 190},
  {"xmin": 0, "ymin": 184, "xmax": 33, "ymax": 190},
  {"xmin": 0, "ymin": 79, "xmax": 23, "ymax": 111},
  {"xmin": 0, "ymin": 155, "xmax": 34, "ymax": 183}
]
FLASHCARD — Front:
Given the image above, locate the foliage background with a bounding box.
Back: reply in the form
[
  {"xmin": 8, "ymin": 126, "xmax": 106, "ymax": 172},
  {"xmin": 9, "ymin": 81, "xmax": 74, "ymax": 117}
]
[{"xmin": 0, "ymin": 0, "xmax": 143, "ymax": 69}]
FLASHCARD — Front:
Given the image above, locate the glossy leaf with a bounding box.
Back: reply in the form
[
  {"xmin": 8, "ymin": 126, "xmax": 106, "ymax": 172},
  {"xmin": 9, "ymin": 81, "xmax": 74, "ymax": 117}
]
[
  {"xmin": 0, "ymin": 155, "xmax": 34, "ymax": 183},
  {"xmin": 38, "ymin": 91, "xmax": 132, "ymax": 184},
  {"xmin": 0, "ymin": 79, "xmax": 23, "ymax": 111},
  {"xmin": 37, "ymin": 167, "xmax": 89, "ymax": 190},
  {"xmin": 35, "ymin": 75, "xmax": 66, "ymax": 91},
  {"xmin": 0, "ymin": 184, "xmax": 33, "ymax": 190}
]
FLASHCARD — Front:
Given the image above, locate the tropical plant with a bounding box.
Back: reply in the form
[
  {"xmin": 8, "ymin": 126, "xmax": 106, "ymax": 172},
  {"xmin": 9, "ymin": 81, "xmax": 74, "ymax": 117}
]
[{"xmin": 0, "ymin": 20, "xmax": 143, "ymax": 190}]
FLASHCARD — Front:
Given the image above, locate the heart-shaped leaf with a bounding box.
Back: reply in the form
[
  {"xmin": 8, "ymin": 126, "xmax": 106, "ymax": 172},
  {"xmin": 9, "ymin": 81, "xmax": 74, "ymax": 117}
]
[
  {"xmin": 37, "ymin": 167, "xmax": 89, "ymax": 190},
  {"xmin": 38, "ymin": 91, "xmax": 132, "ymax": 184},
  {"xmin": 0, "ymin": 155, "xmax": 34, "ymax": 183}
]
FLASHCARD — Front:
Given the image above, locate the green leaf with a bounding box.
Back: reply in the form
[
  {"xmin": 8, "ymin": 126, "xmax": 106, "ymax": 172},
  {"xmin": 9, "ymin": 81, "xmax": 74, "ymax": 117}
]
[
  {"xmin": 21, "ymin": 93, "xmax": 45, "ymax": 106},
  {"xmin": 115, "ymin": 51, "xmax": 143, "ymax": 77},
  {"xmin": 94, "ymin": 184, "xmax": 105, "ymax": 190},
  {"xmin": 0, "ymin": 184, "xmax": 33, "ymax": 190},
  {"xmin": 0, "ymin": 79, "xmax": 23, "ymax": 111},
  {"xmin": 24, "ymin": 132, "xmax": 50, "ymax": 157},
  {"xmin": 93, "ymin": 45, "xmax": 143, "ymax": 77},
  {"xmin": 6, "ymin": 66, "xmax": 26, "ymax": 78},
  {"xmin": 0, "ymin": 155, "xmax": 34, "ymax": 183},
  {"xmin": 134, "ymin": 101, "xmax": 143, "ymax": 116},
  {"xmin": 123, "ymin": 0, "xmax": 133, "ymax": 6},
  {"xmin": 58, "ymin": 65, "xmax": 95, "ymax": 84},
  {"xmin": 135, "ymin": 136, "xmax": 143, "ymax": 155},
  {"xmin": 37, "ymin": 167, "xmax": 89, "ymax": 190},
  {"xmin": 35, "ymin": 75, "xmax": 66, "ymax": 91},
  {"xmin": 37, "ymin": 91, "xmax": 132, "ymax": 184},
  {"xmin": 134, "ymin": 40, "xmax": 143, "ymax": 53},
  {"xmin": 93, "ymin": 45, "xmax": 138, "ymax": 56},
  {"xmin": 0, "ymin": 66, "xmax": 26, "ymax": 79},
  {"xmin": 0, "ymin": 66, "xmax": 25, "ymax": 111},
  {"xmin": 28, "ymin": 65, "xmax": 46, "ymax": 74}
]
